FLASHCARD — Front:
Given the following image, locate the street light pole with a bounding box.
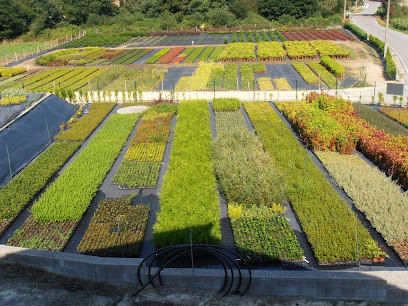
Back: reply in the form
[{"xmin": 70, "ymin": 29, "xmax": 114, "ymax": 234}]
[{"xmin": 384, "ymin": 0, "xmax": 391, "ymax": 57}]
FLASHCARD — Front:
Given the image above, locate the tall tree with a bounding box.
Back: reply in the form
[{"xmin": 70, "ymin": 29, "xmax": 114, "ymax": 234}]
[
  {"xmin": 258, "ymin": 0, "xmax": 318, "ymax": 20},
  {"xmin": 229, "ymin": 0, "xmax": 258, "ymax": 19},
  {"xmin": 0, "ymin": 0, "xmax": 35, "ymax": 40},
  {"xmin": 62, "ymin": 0, "xmax": 119, "ymax": 25}
]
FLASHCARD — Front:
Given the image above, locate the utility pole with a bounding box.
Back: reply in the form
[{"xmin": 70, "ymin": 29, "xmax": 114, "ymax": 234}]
[
  {"xmin": 344, "ymin": 0, "xmax": 347, "ymax": 19},
  {"xmin": 384, "ymin": 0, "xmax": 391, "ymax": 57}
]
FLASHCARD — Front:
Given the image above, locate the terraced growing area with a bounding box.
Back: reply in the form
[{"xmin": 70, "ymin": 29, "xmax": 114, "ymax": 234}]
[{"xmin": 1, "ymin": 94, "xmax": 406, "ymax": 269}]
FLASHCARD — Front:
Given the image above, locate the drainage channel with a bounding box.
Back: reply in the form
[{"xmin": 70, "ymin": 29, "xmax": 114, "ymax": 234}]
[
  {"xmin": 0, "ymin": 104, "xmax": 120, "ymax": 246},
  {"xmin": 269, "ymin": 101, "xmax": 405, "ymax": 270}
]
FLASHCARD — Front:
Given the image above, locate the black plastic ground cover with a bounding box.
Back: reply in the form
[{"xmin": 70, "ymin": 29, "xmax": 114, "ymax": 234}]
[
  {"xmin": 133, "ymin": 49, "xmax": 161, "ymax": 64},
  {"xmin": 266, "ymin": 63, "xmax": 319, "ymax": 91},
  {"xmin": 159, "ymin": 66, "xmax": 197, "ymax": 91},
  {"xmin": 0, "ymin": 95, "xmax": 76, "ymax": 185}
]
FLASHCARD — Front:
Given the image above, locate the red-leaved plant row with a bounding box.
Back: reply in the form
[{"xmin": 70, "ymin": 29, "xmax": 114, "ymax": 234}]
[
  {"xmin": 279, "ymin": 96, "xmax": 357, "ymax": 154},
  {"xmin": 284, "ymin": 30, "xmax": 354, "ymax": 42},
  {"xmin": 171, "ymin": 56, "xmax": 187, "ymax": 63},
  {"xmin": 148, "ymin": 30, "xmax": 201, "ymax": 36},
  {"xmin": 306, "ymin": 92, "xmax": 408, "ymax": 189},
  {"xmin": 101, "ymin": 50, "xmax": 123, "ymax": 59},
  {"xmin": 157, "ymin": 47, "xmax": 185, "ymax": 64}
]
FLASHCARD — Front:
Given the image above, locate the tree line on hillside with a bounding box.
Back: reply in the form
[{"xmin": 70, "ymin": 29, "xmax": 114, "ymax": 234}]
[{"xmin": 1, "ymin": 0, "xmax": 352, "ymax": 41}]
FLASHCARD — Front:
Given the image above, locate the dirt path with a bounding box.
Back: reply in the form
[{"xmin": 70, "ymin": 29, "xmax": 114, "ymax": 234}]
[
  {"xmin": 0, "ymin": 262, "xmax": 390, "ymax": 306},
  {"xmin": 333, "ymin": 40, "xmax": 386, "ymax": 86}
]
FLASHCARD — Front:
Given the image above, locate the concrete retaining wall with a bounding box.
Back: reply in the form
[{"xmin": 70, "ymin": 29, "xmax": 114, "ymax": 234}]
[
  {"xmin": 71, "ymin": 86, "xmax": 400, "ymax": 105},
  {"xmin": 0, "ymin": 245, "xmax": 407, "ymax": 303}
]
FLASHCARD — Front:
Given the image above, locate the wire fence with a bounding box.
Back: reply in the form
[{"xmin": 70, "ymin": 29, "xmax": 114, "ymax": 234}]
[{"xmin": 0, "ymin": 32, "xmax": 84, "ymax": 67}]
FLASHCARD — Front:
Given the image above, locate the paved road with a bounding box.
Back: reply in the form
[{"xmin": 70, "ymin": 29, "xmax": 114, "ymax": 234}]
[{"xmin": 352, "ymin": 0, "xmax": 408, "ymax": 88}]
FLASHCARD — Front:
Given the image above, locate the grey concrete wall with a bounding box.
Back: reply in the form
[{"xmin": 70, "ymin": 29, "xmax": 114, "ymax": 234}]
[
  {"xmin": 0, "ymin": 245, "xmax": 407, "ymax": 303},
  {"xmin": 0, "ymin": 245, "xmax": 143, "ymax": 284}
]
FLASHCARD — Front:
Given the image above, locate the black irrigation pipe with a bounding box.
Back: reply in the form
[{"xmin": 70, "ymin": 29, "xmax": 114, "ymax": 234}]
[
  {"xmin": 140, "ymin": 247, "xmax": 239, "ymax": 297},
  {"xmin": 154, "ymin": 248, "xmax": 235, "ymax": 296},
  {"xmin": 135, "ymin": 244, "xmax": 252, "ymax": 297}
]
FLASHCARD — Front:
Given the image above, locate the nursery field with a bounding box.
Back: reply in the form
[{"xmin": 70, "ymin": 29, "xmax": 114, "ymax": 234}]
[
  {"xmin": 125, "ymin": 29, "xmax": 355, "ymax": 48},
  {"xmin": 35, "ymin": 40, "xmax": 352, "ymax": 65},
  {"xmin": 0, "ymin": 62, "xmax": 352, "ymax": 94},
  {"xmin": 0, "ymin": 66, "xmax": 168, "ymax": 93},
  {"xmin": 1, "ymin": 96, "xmax": 407, "ymax": 270},
  {"xmin": 57, "ymin": 29, "xmax": 353, "ymax": 51},
  {"xmin": 0, "ymin": 55, "xmax": 362, "ymax": 94}
]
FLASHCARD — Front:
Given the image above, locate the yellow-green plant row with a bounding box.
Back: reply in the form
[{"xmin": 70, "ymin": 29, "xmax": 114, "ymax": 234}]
[
  {"xmin": 0, "ymin": 142, "xmax": 81, "ymax": 234},
  {"xmin": 0, "ymin": 67, "xmax": 26, "ymax": 77},
  {"xmin": 320, "ymin": 56, "xmax": 345, "ymax": 79},
  {"xmin": 218, "ymin": 43, "xmax": 256, "ymax": 61},
  {"xmin": 176, "ymin": 63, "xmax": 222, "ymax": 91},
  {"xmin": 24, "ymin": 69, "xmax": 73, "ymax": 91},
  {"xmin": 223, "ymin": 63, "xmax": 238, "ymax": 90},
  {"xmin": 0, "ymin": 73, "xmax": 30, "ymax": 91},
  {"xmin": 273, "ymin": 78, "xmax": 291, "ymax": 90},
  {"xmin": 30, "ymin": 113, "xmax": 140, "ymax": 221},
  {"xmin": 309, "ymin": 40, "xmax": 351, "ymax": 58},
  {"xmin": 244, "ymin": 102, "xmax": 377, "ymax": 264},
  {"xmin": 230, "ymin": 205, "xmax": 304, "ymax": 262},
  {"xmin": 12, "ymin": 70, "xmax": 56, "ymax": 89},
  {"xmin": 283, "ymin": 41, "xmax": 317, "ymax": 59},
  {"xmin": 207, "ymin": 64, "xmax": 224, "ymax": 90},
  {"xmin": 88, "ymin": 66, "xmax": 127, "ymax": 90},
  {"xmin": 212, "ymin": 97, "xmax": 241, "ymax": 112},
  {"xmin": 292, "ymin": 62, "xmax": 320, "ymax": 85},
  {"xmin": 145, "ymin": 48, "xmax": 171, "ymax": 64},
  {"xmin": 154, "ymin": 100, "xmax": 221, "ymax": 246},
  {"xmin": 113, "ymin": 111, "xmax": 173, "ymax": 188},
  {"xmin": 240, "ymin": 63, "xmax": 255, "ymax": 90},
  {"xmin": 317, "ymin": 151, "xmax": 408, "ymax": 262},
  {"xmin": 0, "ymin": 96, "xmax": 26, "ymax": 105},
  {"xmin": 257, "ymin": 42, "xmax": 286, "ymax": 61},
  {"xmin": 257, "ymin": 78, "xmax": 274, "ymax": 90},
  {"xmin": 42, "ymin": 68, "xmax": 98, "ymax": 92},
  {"xmin": 55, "ymin": 103, "xmax": 116, "ymax": 142},
  {"xmin": 308, "ymin": 62, "xmax": 337, "ymax": 87},
  {"xmin": 125, "ymin": 142, "xmax": 166, "ymax": 162}
]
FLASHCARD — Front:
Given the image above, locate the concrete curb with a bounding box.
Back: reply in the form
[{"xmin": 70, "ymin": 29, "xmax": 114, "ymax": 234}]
[{"xmin": 1, "ymin": 245, "xmax": 407, "ymax": 303}]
